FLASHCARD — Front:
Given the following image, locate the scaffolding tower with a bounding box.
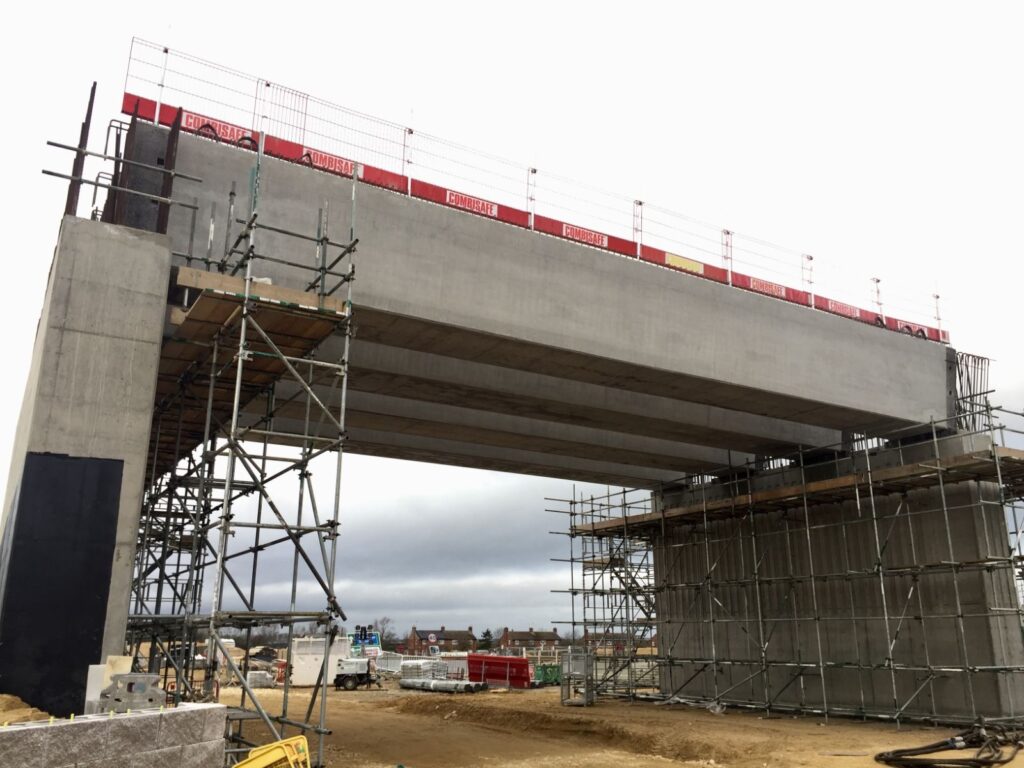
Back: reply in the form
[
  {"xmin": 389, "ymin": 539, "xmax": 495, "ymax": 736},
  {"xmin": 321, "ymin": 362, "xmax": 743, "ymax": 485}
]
[
  {"xmin": 127, "ymin": 137, "xmax": 360, "ymax": 765},
  {"xmin": 554, "ymin": 489, "xmax": 659, "ymax": 697},
  {"xmin": 555, "ymin": 397, "xmax": 1024, "ymax": 724}
]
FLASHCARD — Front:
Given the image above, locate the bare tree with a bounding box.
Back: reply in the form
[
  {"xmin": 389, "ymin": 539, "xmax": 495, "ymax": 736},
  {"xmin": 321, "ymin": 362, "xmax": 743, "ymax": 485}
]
[{"xmin": 373, "ymin": 616, "xmax": 399, "ymax": 649}]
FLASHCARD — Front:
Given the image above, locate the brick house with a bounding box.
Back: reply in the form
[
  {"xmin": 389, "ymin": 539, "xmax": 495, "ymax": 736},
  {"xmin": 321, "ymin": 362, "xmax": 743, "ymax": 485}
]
[
  {"xmin": 406, "ymin": 626, "xmax": 477, "ymax": 654},
  {"xmin": 498, "ymin": 627, "xmax": 564, "ymax": 651},
  {"xmin": 582, "ymin": 628, "xmax": 657, "ymax": 655}
]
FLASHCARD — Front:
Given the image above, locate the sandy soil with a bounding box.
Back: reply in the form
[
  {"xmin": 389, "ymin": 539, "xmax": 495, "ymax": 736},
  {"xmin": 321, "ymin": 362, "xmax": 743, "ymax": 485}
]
[
  {"xmin": 220, "ymin": 684, "xmax": 947, "ymax": 768},
  {"xmin": 0, "ymin": 693, "xmax": 49, "ymax": 724}
]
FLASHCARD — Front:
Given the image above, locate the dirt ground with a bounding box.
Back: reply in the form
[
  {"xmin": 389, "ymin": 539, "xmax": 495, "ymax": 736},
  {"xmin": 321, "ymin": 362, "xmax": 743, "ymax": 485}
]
[
  {"xmin": 220, "ymin": 684, "xmax": 949, "ymax": 768},
  {"xmin": 0, "ymin": 693, "xmax": 49, "ymax": 725}
]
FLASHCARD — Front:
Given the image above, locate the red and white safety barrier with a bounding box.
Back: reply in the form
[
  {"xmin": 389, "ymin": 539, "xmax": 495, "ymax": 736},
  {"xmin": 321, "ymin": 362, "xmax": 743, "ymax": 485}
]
[
  {"xmin": 122, "ymin": 92, "xmax": 949, "ymax": 345},
  {"xmin": 410, "ymin": 180, "xmax": 529, "ymax": 228}
]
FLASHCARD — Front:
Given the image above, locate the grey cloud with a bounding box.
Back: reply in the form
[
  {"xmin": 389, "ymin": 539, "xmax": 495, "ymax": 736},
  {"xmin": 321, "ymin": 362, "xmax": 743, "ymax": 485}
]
[{"xmin": 205, "ymin": 452, "xmax": 618, "ymax": 635}]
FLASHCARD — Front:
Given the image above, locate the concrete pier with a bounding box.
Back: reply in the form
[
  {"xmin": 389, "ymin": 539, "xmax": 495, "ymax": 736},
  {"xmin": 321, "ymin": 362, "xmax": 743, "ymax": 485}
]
[
  {"xmin": 654, "ymin": 481, "xmax": 1024, "ymax": 718},
  {"xmin": 648, "ymin": 436, "xmax": 1024, "ymax": 719},
  {"xmin": 0, "ymin": 217, "xmax": 170, "ymax": 714}
]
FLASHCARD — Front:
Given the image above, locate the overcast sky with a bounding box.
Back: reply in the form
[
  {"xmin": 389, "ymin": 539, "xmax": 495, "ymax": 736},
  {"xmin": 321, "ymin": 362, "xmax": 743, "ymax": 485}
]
[{"xmin": 2, "ymin": 2, "xmax": 1022, "ymax": 638}]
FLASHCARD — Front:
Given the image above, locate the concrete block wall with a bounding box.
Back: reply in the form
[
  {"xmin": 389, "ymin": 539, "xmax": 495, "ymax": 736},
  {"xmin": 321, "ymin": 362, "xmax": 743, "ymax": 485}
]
[
  {"xmin": 654, "ymin": 479, "xmax": 1024, "ymax": 719},
  {"xmin": 0, "ymin": 703, "xmax": 224, "ymax": 768}
]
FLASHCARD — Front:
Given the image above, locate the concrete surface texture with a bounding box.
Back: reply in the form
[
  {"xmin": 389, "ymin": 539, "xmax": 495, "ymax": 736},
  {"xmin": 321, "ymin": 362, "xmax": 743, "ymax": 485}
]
[
  {"xmin": 0, "ymin": 217, "xmax": 171, "ymax": 664},
  {"xmin": 125, "ymin": 123, "xmax": 956, "ymax": 486},
  {"xmin": 656, "ymin": 427, "xmax": 995, "ymax": 512},
  {"xmin": 0, "ymin": 703, "xmax": 225, "ymax": 768},
  {"xmin": 653, "ymin": 472, "xmax": 1024, "ymax": 718}
]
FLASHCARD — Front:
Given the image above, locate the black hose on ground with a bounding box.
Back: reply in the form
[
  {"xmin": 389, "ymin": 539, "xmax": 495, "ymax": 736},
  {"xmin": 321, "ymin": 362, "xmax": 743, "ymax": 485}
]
[{"xmin": 875, "ymin": 723, "xmax": 1024, "ymax": 768}]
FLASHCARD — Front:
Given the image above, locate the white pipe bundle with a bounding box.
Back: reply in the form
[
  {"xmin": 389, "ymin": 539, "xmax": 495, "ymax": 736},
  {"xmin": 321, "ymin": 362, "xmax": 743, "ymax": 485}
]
[{"xmin": 399, "ymin": 678, "xmax": 488, "ymax": 693}]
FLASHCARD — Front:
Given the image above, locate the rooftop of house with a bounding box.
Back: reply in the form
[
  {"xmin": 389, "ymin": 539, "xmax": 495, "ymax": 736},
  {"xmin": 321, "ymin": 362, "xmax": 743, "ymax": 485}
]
[
  {"xmin": 410, "ymin": 625, "xmax": 476, "ymax": 642},
  {"xmin": 503, "ymin": 627, "xmax": 562, "ymax": 642}
]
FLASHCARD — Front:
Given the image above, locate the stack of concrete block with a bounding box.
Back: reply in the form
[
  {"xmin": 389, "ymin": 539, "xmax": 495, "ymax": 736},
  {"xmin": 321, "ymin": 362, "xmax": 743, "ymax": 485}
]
[
  {"xmin": 399, "ymin": 659, "xmax": 448, "ymax": 680},
  {"xmin": 0, "ymin": 703, "xmax": 225, "ymax": 768},
  {"xmin": 245, "ymin": 671, "xmax": 276, "ymax": 689}
]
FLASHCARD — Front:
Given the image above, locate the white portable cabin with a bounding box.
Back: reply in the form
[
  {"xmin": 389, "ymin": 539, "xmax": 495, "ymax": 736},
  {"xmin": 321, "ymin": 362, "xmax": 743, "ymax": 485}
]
[{"xmin": 289, "ymin": 635, "xmax": 352, "ymax": 686}]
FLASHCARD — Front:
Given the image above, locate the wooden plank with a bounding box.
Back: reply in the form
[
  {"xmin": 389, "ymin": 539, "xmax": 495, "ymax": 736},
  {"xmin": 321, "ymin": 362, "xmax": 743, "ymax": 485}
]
[
  {"xmin": 176, "ymin": 266, "xmax": 347, "ymax": 314},
  {"xmin": 172, "ymin": 315, "xmax": 327, "ymax": 349},
  {"xmin": 579, "ymin": 449, "xmax": 1012, "ymax": 535},
  {"xmin": 149, "ymin": 273, "xmax": 348, "ymax": 479},
  {"xmin": 166, "ymin": 306, "xmax": 188, "ymax": 328},
  {"xmin": 995, "ymin": 446, "xmax": 1024, "ymax": 463}
]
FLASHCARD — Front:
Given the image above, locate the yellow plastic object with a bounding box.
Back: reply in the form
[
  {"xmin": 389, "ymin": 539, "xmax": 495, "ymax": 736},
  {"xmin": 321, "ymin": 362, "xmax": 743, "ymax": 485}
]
[{"xmin": 235, "ymin": 735, "xmax": 312, "ymax": 768}]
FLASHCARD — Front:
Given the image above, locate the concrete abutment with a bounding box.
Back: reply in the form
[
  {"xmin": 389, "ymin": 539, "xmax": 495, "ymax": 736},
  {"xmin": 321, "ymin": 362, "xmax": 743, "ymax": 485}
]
[
  {"xmin": 650, "ymin": 439, "xmax": 1024, "ymax": 720},
  {"xmin": 0, "ymin": 218, "xmax": 170, "ymax": 715}
]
